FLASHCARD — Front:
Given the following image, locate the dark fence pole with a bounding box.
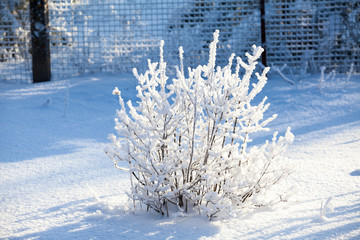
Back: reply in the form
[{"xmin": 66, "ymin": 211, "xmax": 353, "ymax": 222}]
[
  {"xmin": 260, "ymin": 0, "xmax": 267, "ymax": 67},
  {"xmin": 30, "ymin": 0, "xmax": 51, "ymax": 83}
]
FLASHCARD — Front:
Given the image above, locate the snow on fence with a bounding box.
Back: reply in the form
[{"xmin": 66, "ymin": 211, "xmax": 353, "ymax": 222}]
[{"xmin": 0, "ymin": 0, "xmax": 359, "ymax": 83}]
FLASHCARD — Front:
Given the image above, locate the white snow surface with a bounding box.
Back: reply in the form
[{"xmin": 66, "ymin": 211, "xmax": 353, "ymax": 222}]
[{"xmin": 1, "ymin": 73, "xmax": 360, "ymax": 239}]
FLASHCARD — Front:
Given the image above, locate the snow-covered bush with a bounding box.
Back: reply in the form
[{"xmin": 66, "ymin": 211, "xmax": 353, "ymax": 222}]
[{"xmin": 106, "ymin": 30, "xmax": 294, "ymax": 220}]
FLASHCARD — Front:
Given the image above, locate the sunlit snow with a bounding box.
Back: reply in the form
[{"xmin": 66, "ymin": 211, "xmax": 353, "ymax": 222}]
[{"xmin": 1, "ymin": 72, "xmax": 359, "ymax": 239}]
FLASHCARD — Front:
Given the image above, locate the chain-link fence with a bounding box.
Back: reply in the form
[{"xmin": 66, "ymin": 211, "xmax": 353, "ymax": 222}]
[{"xmin": 1, "ymin": 0, "xmax": 359, "ymax": 83}]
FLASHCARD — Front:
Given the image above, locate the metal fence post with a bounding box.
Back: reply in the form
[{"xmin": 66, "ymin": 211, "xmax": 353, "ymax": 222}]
[
  {"xmin": 260, "ymin": 0, "xmax": 267, "ymax": 67},
  {"xmin": 30, "ymin": 0, "xmax": 51, "ymax": 83}
]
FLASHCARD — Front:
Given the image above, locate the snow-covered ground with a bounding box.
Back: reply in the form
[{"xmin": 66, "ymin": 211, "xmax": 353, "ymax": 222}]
[{"xmin": 1, "ymin": 72, "xmax": 359, "ymax": 239}]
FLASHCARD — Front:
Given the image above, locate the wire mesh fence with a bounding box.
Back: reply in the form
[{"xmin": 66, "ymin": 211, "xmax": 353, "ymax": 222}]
[
  {"xmin": 0, "ymin": 1, "xmax": 31, "ymax": 83},
  {"xmin": 48, "ymin": 0, "xmax": 261, "ymax": 80},
  {"xmin": 0, "ymin": 0, "xmax": 359, "ymax": 83},
  {"xmin": 266, "ymin": 0, "xmax": 360, "ymax": 74}
]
